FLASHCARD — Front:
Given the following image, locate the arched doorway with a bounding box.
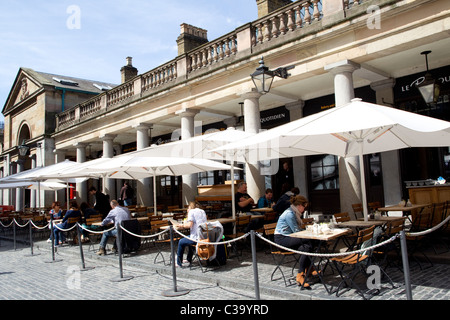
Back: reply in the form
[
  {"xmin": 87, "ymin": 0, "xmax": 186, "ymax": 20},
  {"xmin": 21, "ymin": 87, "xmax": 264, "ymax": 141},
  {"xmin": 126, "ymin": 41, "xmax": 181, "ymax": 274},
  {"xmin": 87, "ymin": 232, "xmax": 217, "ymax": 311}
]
[{"xmin": 17, "ymin": 123, "xmax": 32, "ymax": 210}]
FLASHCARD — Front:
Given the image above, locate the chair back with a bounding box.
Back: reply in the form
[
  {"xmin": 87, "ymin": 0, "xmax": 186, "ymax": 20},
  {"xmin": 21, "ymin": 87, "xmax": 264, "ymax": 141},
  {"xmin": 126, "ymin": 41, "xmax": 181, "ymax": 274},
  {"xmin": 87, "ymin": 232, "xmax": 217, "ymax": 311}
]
[
  {"xmin": 67, "ymin": 217, "xmax": 81, "ymax": 224},
  {"xmin": 151, "ymin": 219, "xmax": 169, "ymax": 230},
  {"xmin": 236, "ymin": 215, "xmax": 251, "ymax": 225},
  {"xmin": 368, "ymin": 201, "xmax": 381, "ymax": 212},
  {"xmin": 167, "ymin": 205, "xmax": 179, "ymax": 212},
  {"xmin": 149, "ymin": 215, "xmax": 163, "ymax": 221},
  {"xmin": 430, "ymin": 202, "xmax": 445, "ymax": 228},
  {"xmin": 385, "ymin": 219, "xmax": 404, "ymax": 236},
  {"xmin": 410, "ymin": 204, "xmax": 432, "ymax": 231},
  {"xmin": 173, "ymin": 212, "xmax": 186, "ymax": 220},
  {"xmin": 334, "ymin": 212, "xmax": 351, "ymax": 223},
  {"xmin": 263, "ymin": 222, "xmax": 277, "ymax": 237},
  {"xmin": 86, "ymin": 217, "xmax": 102, "ymax": 226},
  {"xmin": 351, "ymin": 203, "xmax": 363, "ymax": 219},
  {"xmin": 263, "ymin": 212, "xmax": 277, "ymax": 222},
  {"xmin": 356, "ymin": 225, "xmax": 375, "ymax": 246}
]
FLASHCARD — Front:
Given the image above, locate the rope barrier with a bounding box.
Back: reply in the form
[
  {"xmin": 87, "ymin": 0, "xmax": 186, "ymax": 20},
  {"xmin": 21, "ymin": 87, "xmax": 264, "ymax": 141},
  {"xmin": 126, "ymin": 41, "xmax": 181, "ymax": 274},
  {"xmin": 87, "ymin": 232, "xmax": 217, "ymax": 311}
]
[
  {"xmin": 0, "ymin": 220, "xmax": 14, "ymax": 228},
  {"xmin": 255, "ymin": 231, "xmax": 400, "ymax": 258},
  {"xmin": 172, "ymin": 226, "xmax": 249, "ymax": 245},
  {"xmin": 53, "ymin": 223, "xmax": 79, "ymax": 232},
  {"xmin": 1, "ymin": 214, "xmax": 446, "ymax": 256},
  {"xmin": 13, "ymin": 218, "xmax": 30, "ymax": 228},
  {"xmin": 405, "ymin": 214, "xmax": 450, "ymax": 237},
  {"xmin": 117, "ymin": 223, "xmax": 170, "ymax": 239},
  {"xmin": 30, "ymin": 220, "xmax": 50, "ymax": 230},
  {"xmin": 77, "ymin": 223, "xmax": 115, "ymax": 234}
]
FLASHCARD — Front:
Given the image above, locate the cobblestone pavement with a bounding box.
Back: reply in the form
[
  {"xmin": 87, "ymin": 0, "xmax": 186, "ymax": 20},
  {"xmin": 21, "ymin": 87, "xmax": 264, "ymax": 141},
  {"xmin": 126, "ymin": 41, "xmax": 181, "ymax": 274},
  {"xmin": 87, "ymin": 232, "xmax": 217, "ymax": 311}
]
[{"xmin": 1, "ymin": 229, "xmax": 450, "ymax": 304}]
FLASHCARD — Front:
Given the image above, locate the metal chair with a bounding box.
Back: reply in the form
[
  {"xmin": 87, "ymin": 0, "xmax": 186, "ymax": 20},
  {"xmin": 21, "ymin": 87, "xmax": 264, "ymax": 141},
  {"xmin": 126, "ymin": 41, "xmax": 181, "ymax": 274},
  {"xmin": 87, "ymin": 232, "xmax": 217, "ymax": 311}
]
[
  {"xmin": 263, "ymin": 222, "xmax": 299, "ymax": 287},
  {"xmin": 225, "ymin": 215, "xmax": 251, "ymax": 259},
  {"xmin": 351, "ymin": 203, "xmax": 364, "ymax": 220},
  {"xmin": 331, "ymin": 225, "xmax": 376, "ymax": 299}
]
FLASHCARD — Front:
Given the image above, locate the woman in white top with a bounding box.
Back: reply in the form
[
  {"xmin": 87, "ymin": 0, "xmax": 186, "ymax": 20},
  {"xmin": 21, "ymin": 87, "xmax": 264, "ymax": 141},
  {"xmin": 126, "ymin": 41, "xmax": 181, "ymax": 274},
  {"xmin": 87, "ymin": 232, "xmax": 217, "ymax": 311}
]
[{"xmin": 176, "ymin": 201, "xmax": 207, "ymax": 267}]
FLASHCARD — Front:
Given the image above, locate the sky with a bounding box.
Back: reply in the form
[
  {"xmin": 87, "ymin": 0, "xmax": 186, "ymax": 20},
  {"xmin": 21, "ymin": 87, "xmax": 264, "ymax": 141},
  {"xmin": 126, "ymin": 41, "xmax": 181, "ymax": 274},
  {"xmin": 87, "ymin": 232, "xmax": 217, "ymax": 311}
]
[{"xmin": 0, "ymin": 0, "xmax": 259, "ymax": 122}]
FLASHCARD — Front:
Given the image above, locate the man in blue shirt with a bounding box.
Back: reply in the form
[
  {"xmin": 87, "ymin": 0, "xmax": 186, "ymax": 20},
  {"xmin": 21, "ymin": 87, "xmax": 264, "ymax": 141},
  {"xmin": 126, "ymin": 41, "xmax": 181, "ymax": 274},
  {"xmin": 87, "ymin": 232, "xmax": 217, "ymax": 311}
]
[
  {"xmin": 257, "ymin": 188, "xmax": 274, "ymax": 208},
  {"xmin": 97, "ymin": 200, "xmax": 131, "ymax": 255}
]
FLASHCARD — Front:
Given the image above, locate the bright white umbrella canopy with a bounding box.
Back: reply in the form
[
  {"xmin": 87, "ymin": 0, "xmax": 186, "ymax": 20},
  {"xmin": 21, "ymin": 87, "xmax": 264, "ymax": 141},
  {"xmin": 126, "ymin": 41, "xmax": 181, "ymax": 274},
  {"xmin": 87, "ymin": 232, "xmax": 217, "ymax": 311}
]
[
  {"xmin": 216, "ymin": 98, "xmax": 450, "ymax": 220},
  {"xmin": 0, "ymin": 181, "xmax": 70, "ymax": 190},
  {"xmin": 0, "ymin": 160, "xmax": 90, "ymax": 209},
  {"xmin": 129, "ymin": 127, "xmax": 255, "ymax": 218},
  {"xmin": 62, "ymin": 155, "xmax": 238, "ymax": 215}
]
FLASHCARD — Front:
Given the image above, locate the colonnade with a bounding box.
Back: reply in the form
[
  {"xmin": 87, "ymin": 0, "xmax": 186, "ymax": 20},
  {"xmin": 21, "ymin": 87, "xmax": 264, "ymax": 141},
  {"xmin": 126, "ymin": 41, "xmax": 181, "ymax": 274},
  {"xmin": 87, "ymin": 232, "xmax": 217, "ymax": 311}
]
[{"xmin": 2, "ymin": 59, "xmax": 402, "ymax": 213}]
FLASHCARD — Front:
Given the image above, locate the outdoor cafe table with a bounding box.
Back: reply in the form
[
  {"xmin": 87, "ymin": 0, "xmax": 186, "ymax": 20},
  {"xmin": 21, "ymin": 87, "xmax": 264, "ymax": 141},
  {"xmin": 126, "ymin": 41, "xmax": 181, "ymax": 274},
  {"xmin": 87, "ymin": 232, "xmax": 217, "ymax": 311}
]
[
  {"xmin": 90, "ymin": 217, "xmax": 148, "ymax": 227},
  {"xmin": 336, "ymin": 220, "xmax": 386, "ymax": 229},
  {"xmin": 356, "ymin": 216, "xmax": 407, "ymax": 223},
  {"xmin": 250, "ymin": 207, "xmax": 274, "ymax": 213},
  {"xmin": 377, "ymin": 203, "xmax": 430, "ymax": 223},
  {"xmin": 289, "ymin": 228, "xmax": 351, "ymax": 292}
]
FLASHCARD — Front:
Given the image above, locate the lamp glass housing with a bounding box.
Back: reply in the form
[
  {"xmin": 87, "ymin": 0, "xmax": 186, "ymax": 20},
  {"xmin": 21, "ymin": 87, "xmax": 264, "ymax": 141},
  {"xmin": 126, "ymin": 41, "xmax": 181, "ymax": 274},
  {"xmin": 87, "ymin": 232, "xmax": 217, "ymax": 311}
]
[
  {"xmin": 250, "ymin": 58, "xmax": 275, "ymax": 94},
  {"xmin": 417, "ymin": 73, "xmax": 440, "ymax": 104},
  {"xmin": 18, "ymin": 144, "xmax": 29, "ymax": 157}
]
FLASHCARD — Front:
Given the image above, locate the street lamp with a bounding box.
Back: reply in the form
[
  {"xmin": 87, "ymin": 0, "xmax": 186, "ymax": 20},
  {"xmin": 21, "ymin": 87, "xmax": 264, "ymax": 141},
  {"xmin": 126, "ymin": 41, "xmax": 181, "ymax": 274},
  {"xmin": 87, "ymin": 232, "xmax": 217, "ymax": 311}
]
[
  {"xmin": 250, "ymin": 57, "xmax": 295, "ymax": 94},
  {"xmin": 417, "ymin": 50, "xmax": 440, "ymax": 104},
  {"xmin": 17, "ymin": 140, "xmax": 29, "ymax": 157}
]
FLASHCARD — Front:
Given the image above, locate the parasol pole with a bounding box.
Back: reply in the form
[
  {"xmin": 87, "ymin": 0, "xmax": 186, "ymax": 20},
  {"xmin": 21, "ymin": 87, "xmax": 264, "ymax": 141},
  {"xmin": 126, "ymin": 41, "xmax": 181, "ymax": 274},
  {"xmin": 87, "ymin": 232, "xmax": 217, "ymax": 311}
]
[{"xmin": 358, "ymin": 140, "xmax": 369, "ymax": 222}]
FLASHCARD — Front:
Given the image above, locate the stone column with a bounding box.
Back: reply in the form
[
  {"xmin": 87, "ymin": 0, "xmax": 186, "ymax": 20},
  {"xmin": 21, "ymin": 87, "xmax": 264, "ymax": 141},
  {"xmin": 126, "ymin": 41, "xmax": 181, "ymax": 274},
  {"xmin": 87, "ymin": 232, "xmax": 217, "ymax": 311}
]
[
  {"xmin": 74, "ymin": 142, "xmax": 87, "ymax": 204},
  {"xmin": 133, "ymin": 124, "xmax": 152, "ymax": 207},
  {"xmin": 100, "ymin": 134, "xmax": 116, "ymax": 199},
  {"xmin": 285, "ymin": 100, "xmax": 308, "ymax": 197},
  {"xmin": 370, "ymin": 78, "xmax": 402, "ymax": 205},
  {"xmin": 3, "ymin": 155, "xmax": 12, "ymax": 206},
  {"xmin": 176, "ymin": 109, "xmax": 199, "ymax": 205},
  {"xmin": 325, "ymin": 60, "xmax": 361, "ymax": 216},
  {"xmin": 242, "ymin": 90, "xmax": 265, "ymax": 201},
  {"xmin": 29, "ymin": 154, "xmax": 37, "ymax": 209},
  {"xmin": 15, "ymin": 160, "xmax": 25, "ymax": 211}
]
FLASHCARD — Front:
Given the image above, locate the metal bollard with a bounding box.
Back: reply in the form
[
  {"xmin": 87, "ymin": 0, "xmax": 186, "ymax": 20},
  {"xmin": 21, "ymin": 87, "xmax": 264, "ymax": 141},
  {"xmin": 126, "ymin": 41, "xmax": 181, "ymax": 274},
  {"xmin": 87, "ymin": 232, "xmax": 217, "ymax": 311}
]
[
  {"xmin": 399, "ymin": 230, "xmax": 413, "ymax": 300},
  {"xmin": 45, "ymin": 217, "xmax": 62, "ymax": 263},
  {"xmin": 25, "ymin": 221, "xmax": 40, "ymax": 257},
  {"xmin": 76, "ymin": 224, "xmax": 94, "ymax": 271},
  {"xmin": 250, "ymin": 230, "xmax": 260, "ymax": 300},
  {"xmin": 13, "ymin": 219, "xmax": 16, "ymax": 251},
  {"xmin": 110, "ymin": 224, "xmax": 133, "ymax": 282},
  {"xmin": 162, "ymin": 226, "xmax": 189, "ymax": 297}
]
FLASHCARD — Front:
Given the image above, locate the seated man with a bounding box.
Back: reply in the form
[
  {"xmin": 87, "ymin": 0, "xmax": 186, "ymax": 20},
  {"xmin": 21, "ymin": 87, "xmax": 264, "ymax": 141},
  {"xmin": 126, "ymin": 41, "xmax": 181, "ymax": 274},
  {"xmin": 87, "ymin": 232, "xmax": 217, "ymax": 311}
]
[
  {"xmin": 257, "ymin": 188, "xmax": 274, "ymax": 209},
  {"xmin": 234, "ymin": 182, "xmax": 255, "ymax": 214},
  {"xmin": 97, "ymin": 200, "xmax": 131, "ymax": 255}
]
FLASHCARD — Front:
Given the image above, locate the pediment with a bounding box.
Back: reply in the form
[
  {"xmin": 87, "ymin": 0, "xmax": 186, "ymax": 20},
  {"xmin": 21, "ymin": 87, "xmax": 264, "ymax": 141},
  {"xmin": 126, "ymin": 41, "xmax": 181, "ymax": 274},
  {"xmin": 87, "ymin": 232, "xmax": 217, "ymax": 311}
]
[{"xmin": 2, "ymin": 68, "xmax": 44, "ymax": 115}]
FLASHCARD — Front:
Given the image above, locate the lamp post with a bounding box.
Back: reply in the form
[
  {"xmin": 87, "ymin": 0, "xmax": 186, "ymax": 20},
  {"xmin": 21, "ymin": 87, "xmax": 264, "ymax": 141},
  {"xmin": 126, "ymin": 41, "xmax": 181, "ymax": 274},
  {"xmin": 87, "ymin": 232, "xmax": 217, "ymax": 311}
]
[
  {"xmin": 18, "ymin": 140, "xmax": 29, "ymax": 157},
  {"xmin": 250, "ymin": 57, "xmax": 295, "ymax": 94},
  {"xmin": 417, "ymin": 51, "xmax": 440, "ymax": 105}
]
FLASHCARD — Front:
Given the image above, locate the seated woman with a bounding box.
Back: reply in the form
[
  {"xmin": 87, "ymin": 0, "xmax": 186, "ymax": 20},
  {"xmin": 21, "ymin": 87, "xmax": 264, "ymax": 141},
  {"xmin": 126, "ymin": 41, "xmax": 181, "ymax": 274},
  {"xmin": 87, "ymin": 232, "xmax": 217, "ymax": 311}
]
[
  {"xmin": 47, "ymin": 201, "xmax": 63, "ymax": 243},
  {"xmin": 274, "ymin": 195, "xmax": 316, "ymax": 288},
  {"xmin": 53, "ymin": 200, "xmax": 81, "ymax": 246},
  {"xmin": 175, "ymin": 201, "xmax": 207, "ymax": 267}
]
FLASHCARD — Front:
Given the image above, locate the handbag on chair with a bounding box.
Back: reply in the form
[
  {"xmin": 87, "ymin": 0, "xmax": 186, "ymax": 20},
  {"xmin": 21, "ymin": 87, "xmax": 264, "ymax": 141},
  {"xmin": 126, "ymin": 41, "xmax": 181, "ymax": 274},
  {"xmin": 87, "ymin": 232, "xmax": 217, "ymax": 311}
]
[{"xmin": 197, "ymin": 224, "xmax": 215, "ymax": 260}]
